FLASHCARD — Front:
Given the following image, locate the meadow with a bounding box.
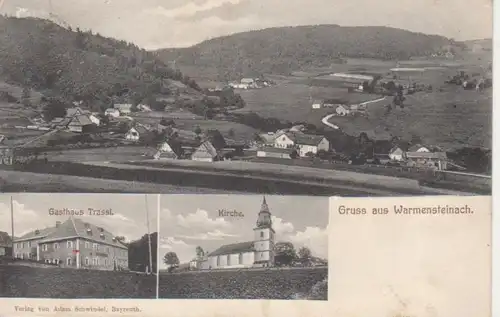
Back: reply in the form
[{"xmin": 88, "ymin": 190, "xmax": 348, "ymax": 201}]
[
  {"xmin": 328, "ymin": 86, "xmax": 492, "ymax": 150},
  {"xmin": 158, "ymin": 267, "xmax": 328, "ymax": 300},
  {"xmin": 234, "ymin": 82, "xmax": 378, "ymax": 124},
  {"xmin": 0, "ymin": 265, "xmax": 156, "ymax": 298}
]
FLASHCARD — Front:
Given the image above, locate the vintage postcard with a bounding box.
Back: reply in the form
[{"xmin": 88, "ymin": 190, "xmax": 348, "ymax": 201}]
[
  {"xmin": 0, "ymin": 194, "xmax": 492, "ymax": 317},
  {"xmin": 0, "ymin": 193, "xmax": 158, "ymax": 299},
  {"xmin": 0, "ymin": 0, "xmax": 492, "ymax": 197}
]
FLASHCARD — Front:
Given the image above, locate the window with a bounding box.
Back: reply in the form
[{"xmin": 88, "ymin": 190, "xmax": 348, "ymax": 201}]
[
  {"xmin": 21, "ymin": 242, "xmax": 25, "ymax": 248},
  {"xmin": 106, "ymin": 247, "xmax": 110, "ymax": 253},
  {"xmin": 54, "ymin": 243, "xmax": 59, "ymax": 249},
  {"xmin": 28, "ymin": 241, "xmax": 31, "ymax": 248},
  {"xmin": 96, "ymin": 258, "xmax": 99, "ymax": 266},
  {"xmin": 42, "ymin": 244, "xmax": 47, "ymax": 251},
  {"xmin": 104, "ymin": 259, "xmax": 108, "ymax": 266},
  {"xmin": 85, "ymin": 242, "xmax": 89, "ymax": 249},
  {"xmin": 239, "ymin": 253, "xmax": 243, "ymax": 264},
  {"xmin": 67, "ymin": 241, "xmax": 73, "ymax": 249},
  {"xmin": 67, "ymin": 258, "xmax": 72, "ymax": 266},
  {"xmin": 227, "ymin": 255, "xmax": 231, "ymax": 266},
  {"xmin": 85, "ymin": 257, "xmax": 89, "ymax": 266},
  {"xmin": 217, "ymin": 256, "xmax": 220, "ymax": 266},
  {"xmin": 260, "ymin": 232, "xmax": 264, "ymax": 238}
]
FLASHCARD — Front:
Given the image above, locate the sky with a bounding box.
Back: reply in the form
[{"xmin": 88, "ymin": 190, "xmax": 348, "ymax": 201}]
[
  {"xmin": 0, "ymin": 0, "xmax": 493, "ymax": 49},
  {"xmin": 158, "ymin": 194, "xmax": 329, "ymax": 268},
  {"xmin": 0, "ymin": 193, "xmax": 158, "ymax": 243}
]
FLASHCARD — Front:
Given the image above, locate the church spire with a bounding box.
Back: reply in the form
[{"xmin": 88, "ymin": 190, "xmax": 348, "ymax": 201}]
[{"xmin": 256, "ymin": 196, "xmax": 272, "ymax": 228}]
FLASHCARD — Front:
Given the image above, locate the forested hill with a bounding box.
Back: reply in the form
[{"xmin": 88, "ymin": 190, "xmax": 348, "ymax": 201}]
[
  {"xmin": 0, "ymin": 16, "xmax": 202, "ymax": 109},
  {"xmin": 155, "ymin": 25, "xmax": 454, "ymax": 80}
]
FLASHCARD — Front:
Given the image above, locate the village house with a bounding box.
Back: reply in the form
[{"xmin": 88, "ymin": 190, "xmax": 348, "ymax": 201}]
[
  {"xmin": 256, "ymin": 147, "xmax": 295, "ymax": 159},
  {"xmin": 67, "ymin": 115, "xmax": 95, "ymax": 133},
  {"xmin": 191, "ymin": 140, "xmax": 220, "ymax": 162},
  {"xmin": 114, "ymin": 104, "xmax": 133, "ymax": 115},
  {"xmin": 125, "ymin": 125, "xmax": 151, "ymax": 142},
  {"xmin": 294, "ymin": 134, "xmax": 330, "ymax": 157},
  {"xmin": 257, "ymin": 133, "xmax": 277, "ymax": 147},
  {"xmin": 273, "ymin": 132, "xmax": 295, "ymax": 149},
  {"xmin": 137, "ymin": 104, "xmax": 151, "ymax": 112},
  {"xmin": 0, "ymin": 231, "xmax": 12, "ymax": 257},
  {"xmin": 311, "ymin": 100, "xmax": 323, "ymax": 109},
  {"xmin": 406, "ymin": 151, "xmax": 448, "ymax": 170},
  {"xmin": 407, "ymin": 144, "xmax": 432, "ymax": 153},
  {"xmin": 335, "ymin": 105, "xmax": 350, "ymax": 116},
  {"xmin": 388, "ymin": 146, "xmax": 406, "ymax": 161},
  {"xmin": 105, "ymin": 108, "xmax": 120, "ymax": 118},
  {"xmin": 154, "ymin": 140, "xmax": 183, "ymax": 160},
  {"xmin": 13, "ymin": 219, "xmax": 128, "ymax": 270},
  {"xmin": 192, "ymin": 197, "xmax": 275, "ymax": 270}
]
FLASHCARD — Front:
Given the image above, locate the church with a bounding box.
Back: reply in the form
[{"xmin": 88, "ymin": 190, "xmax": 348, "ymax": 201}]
[{"xmin": 192, "ymin": 197, "xmax": 276, "ymax": 270}]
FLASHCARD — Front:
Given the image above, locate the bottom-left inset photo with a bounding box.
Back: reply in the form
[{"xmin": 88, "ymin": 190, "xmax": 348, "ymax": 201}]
[{"xmin": 0, "ymin": 193, "xmax": 158, "ymax": 299}]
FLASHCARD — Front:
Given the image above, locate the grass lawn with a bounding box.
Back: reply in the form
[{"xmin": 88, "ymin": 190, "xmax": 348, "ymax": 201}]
[{"xmin": 234, "ymin": 82, "xmax": 380, "ymax": 124}]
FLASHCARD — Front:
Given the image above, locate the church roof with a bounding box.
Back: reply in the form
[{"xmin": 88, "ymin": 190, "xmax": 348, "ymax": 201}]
[{"xmin": 207, "ymin": 241, "xmax": 254, "ymax": 257}]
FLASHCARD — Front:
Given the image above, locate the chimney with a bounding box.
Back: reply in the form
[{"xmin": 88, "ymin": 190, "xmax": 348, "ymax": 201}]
[
  {"xmin": 55, "ymin": 221, "xmax": 61, "ymax": 228},
  {"xmin": 35, "ymin": 229, "xmax": 40, "ymax": 235}
]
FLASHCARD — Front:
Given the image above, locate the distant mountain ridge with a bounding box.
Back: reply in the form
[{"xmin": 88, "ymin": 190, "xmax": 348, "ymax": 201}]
[{"xmin": 155, "ymin": 24, "xmax": 456, "ymax": 80}]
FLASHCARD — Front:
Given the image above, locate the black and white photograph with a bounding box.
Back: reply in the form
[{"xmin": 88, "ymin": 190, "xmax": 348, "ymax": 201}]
[
  {"xmin": 0, "ymin": 193, "xmax": 158, "ymax": 298},
  {"xmin": 0, "ymin": 0, "xmax": 492, "ymax": 197},
  {"xmin": 158, "ymin": 195, "xmax": 329, "ymax": 300}
]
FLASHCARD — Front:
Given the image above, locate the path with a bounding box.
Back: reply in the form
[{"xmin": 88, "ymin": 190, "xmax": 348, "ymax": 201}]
[{"xmin": 321, "ymin": 96, "xmax": 387, "ymax": 130}]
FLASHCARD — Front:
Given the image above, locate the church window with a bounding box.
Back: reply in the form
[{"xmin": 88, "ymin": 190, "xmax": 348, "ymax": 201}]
[
  {"xmin": 227, "ymin": 255, "xmax": 231, "ymax": 266},
  {"xmin": 217, "ymin": 256, "xmax": 221, "ymax": 266},
  {"xmin": 238, "ymin": 253, "xmax": 243, "ymax": 264}
]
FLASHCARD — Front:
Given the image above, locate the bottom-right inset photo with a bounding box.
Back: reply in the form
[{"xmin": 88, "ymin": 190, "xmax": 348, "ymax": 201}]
[{"xmin": 158, "ymin": 194, "xmax": 329, "ymax": 300}]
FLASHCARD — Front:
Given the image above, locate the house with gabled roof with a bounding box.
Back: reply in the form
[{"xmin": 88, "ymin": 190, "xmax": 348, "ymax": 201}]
[
  {"xmin": 67, "ymin": 115, "xmax": 95, "ymax": 133},
  {"xmin": 191, "ymin": 140, "xmax": 220, "ymax": 162},
  {"xmin": 154, "ymin": 139, "xmax": 183, "ymax": 160},
  {"xmin": 13, "ymin": 218, "xmax": 128, "ymax": 270},
  {"xmin": 126, "ymin": 125, "xmax": 152, "ymax": 142}
]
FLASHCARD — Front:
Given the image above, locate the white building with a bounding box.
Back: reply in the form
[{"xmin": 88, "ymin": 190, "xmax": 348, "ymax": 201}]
[
  {"xmin": 273, "ymin": 132, "xmax": 330, "ymax": 157},
  {"xmin": 105, "ymin": 108, "xmax": 120, "ymax": 118},
  {"xmin": 195, "ymin": 197, "xmax": 275, "ymax": 270},
  {"xmin": 388, "ymin": 146, "xmax": 406, "ymax": 161}
]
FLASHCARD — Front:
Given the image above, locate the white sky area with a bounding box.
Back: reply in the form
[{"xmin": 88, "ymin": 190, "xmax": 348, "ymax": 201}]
[
  {"xmin": 0, "ymin": 194, "xmax": 158, "ymax": 243},
  {"xmin": 158, "ymin": 195, "xmax": 329, "ymax": 268},
  {"xmin": 0, "ymin": 0, "xmax": 492, "ymax": 49}
]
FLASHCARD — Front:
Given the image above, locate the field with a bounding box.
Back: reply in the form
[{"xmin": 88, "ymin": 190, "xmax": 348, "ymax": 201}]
[
  {"xmin": 133, "ymin": 112, "xmax": 257, "ymax": 142},
  {"xmin": 234, "ymin": 82, "xmax": 379, "ymax": 124},
  {"xmin": 158, "ymin": 267, "xmax": 328, "ymax": 300},
  {"xmin": 0, "ymin": 169, "xmax": 247, "ymax": 193},
  {"xmin": 0, "ymin": 265, "xmax": 156, "ymax": 298},
  {"xmin": 328, "ymin": 86, "xmax": 492, "ymax": 150}
]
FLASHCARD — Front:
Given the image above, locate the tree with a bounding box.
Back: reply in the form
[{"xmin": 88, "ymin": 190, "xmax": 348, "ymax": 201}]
[
  {"xmin": 206, "ymin": 129, "xmax": 226, "ymax": 150},
  {"xmin": 42, "ymin": 98, "xmax": 67, "ymax": 122},
  {"xmin": 21, "ymin": 87, "xmax": 31, "ymax": 107},
  {"xmin": 163, "ymin": 252, "xmax": 180, "ymax": 268},
  {"xmin": 195, "ymin": 246, "xmax": 205, "ymax": 258},
  {"xmin": 274, "ymin": 242, "xmax": 297, "ymax": 267},
  {"xmin": 298, "ymin": 247, "xmax": 312, "ymax": 266},
  {"xmin": 128, "ymin": 233, "xmax": 158, "ymax": 273},
  {"xmin": 194, "ymin": 126, "xmax": 202, "ymax": 136}
]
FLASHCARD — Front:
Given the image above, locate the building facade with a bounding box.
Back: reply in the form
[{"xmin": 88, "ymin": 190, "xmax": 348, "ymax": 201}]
[
  {"xmin": 13, "ymin": 219, "xmax": 128, "ymax": 271},
  {"xmin": 195, "ymin": 197, "xmax": 276, "ymax": 270}
]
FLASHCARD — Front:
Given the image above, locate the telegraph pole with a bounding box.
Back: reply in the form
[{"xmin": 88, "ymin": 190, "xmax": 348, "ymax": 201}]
[{"xmin": 145, "ymin": 195, "xmax": 153, "ymax": 275}]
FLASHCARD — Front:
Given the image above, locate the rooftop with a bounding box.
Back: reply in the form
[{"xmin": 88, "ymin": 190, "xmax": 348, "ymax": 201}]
[
  {"xmin": 15, "ymin": 218, "xmax": 127, "ymax": 249},
  {"xmin": 208, "ymin": 241, "xmax": 255, "ymax": 257}
]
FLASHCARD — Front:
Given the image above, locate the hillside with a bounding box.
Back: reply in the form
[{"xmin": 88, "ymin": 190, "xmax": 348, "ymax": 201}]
[
  {"xmin": 0, "ymin": 16, "xmax": 203, "ymax": 110},
  {"xmin": 155, "ymin": 25, "xmax": 454, "ymax": 80}
]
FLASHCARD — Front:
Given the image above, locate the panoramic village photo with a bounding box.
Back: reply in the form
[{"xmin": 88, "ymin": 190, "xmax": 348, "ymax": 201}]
[
  {"xmin": 0, "ymin": 193, "xmax": 158, "ymax": 298},
  {"xmin": 0, "ymin": 0, "xmax": 492, "ymax": 196},
  {"xmin": 158, "ymin": 194, "xmax": 329, "ymax": 300}
]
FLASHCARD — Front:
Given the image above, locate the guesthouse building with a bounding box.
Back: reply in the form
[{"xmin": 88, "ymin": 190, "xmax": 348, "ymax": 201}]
[{"xmin": 13, "ymin": 219, "xmax": 128, "ymax": 271}]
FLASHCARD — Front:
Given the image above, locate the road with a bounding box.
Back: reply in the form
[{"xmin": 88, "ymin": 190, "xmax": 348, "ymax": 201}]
[{"xmin": 321, "ymin": 96, "xmax": 387, "ymax": 129}]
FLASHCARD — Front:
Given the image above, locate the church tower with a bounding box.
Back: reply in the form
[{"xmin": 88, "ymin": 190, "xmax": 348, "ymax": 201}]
[{"xmin": 253, "ymin": 196, "xmax": 275, "ymax": 267}]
